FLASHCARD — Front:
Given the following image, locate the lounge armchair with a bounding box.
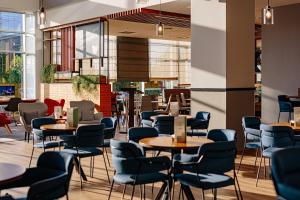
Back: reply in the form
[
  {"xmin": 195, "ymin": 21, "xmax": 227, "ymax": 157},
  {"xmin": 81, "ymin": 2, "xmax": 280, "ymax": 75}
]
[{"xmin": 70, "ymin": 100, "xmax": 103, "ymax": 125}]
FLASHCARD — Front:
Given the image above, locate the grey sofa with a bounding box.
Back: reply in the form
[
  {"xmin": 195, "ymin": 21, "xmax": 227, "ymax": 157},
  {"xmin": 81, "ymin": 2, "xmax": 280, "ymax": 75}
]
[{"xmin": 70, "ymin": 100, "xmax": 103, "ymax": 125}]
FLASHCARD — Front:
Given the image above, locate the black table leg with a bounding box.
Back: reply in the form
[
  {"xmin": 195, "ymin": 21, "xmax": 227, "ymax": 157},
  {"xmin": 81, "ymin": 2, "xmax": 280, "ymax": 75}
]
[
  {"xmin": 155, "ymin": 181, "xmax": 167, "ymax": 200},
  {"xmin": 74, "ymin": 157, "xmax": 87, "ymax": 181},
  {"xmin": 182, "ymin": 184, "xmax": 195, "ymax": 200}
]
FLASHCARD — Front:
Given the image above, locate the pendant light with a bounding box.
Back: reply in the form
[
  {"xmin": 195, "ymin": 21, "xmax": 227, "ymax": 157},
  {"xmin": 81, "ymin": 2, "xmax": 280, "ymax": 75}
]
[
  {"xmin": 39, "ymin": 0, "xmax": 46, "ymax": 27},
  {"xmin": 156, "ymin": 0, "xmax": 164, "ymax": 37},
  {"xmin": 136, "ymin": 0, "xmax": 149, "ymax": 3},
  {"xmin": 262, "ymin": 0, "xmax": 274, "ymax": 25}
]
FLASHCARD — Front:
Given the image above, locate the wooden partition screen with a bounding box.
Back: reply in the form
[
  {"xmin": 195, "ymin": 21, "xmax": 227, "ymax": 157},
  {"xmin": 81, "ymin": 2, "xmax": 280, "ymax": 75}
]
[{"xmin": 117, "ymin": 37, "xmax": 149, "ymax": 81}]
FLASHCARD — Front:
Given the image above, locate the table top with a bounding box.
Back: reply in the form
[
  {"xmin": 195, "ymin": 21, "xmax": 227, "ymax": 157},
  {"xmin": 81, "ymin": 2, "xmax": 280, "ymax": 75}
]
[
  {"xmin": 271, "ymin": 122, "xmax": 300, "ymax": 131},
  {"xmin": 0, "ymin": 163, "xmax": 26, "ymax": 184},
  {"xmin": 139, "ymin": 136, "xmax": 213, "ymax": 150},
  {"xmin": 150, "ymin": 114, "xmax": 193, "ymax": 121},
  {"xmin": 40, "ymin": 124, "xmax": 77, "ymax": 131}
]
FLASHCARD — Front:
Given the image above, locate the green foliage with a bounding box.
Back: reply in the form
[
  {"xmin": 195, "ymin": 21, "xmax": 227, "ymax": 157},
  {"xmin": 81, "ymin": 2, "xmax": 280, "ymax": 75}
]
[
  {"xmin": 112, "ymin": 80, "xmax": 138, "ymax": 91},
  {"xmin": 3, "ymin": 56, "xmax": 22, "ymax": 84},
  {"xmin": 72, "ymin": 75, "xmax": 100, "ymax": 95},
  {"xmin": 41, "ymin": 64, "xmax": 57, "ymax": 83}
]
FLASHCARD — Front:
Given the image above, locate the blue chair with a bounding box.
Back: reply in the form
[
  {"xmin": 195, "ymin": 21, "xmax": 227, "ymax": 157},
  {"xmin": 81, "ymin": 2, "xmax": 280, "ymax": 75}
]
[
  {"xmin": 256, "ymin": 124, "xmax": 294, "ymax": 186},
  {"xmin": 278, "ymin": 95, "xmax": 293, "ymax": 122},
  {"xmin": 238, "ymin": 116, "xmax": 261, "ymax": 172},
  {"xmin": 61, "ymin": 124, "xmax": 109, "ymax": 188},
  {"xmin": 0, "ymin": 151, "xmax": 74, "ymax": 200},
  {"xmin": 153, "ymin": 116, "xmax": 174, "ymax": 135},
  {"xmin": 101, "ymin": 117, "xmax": 117, "ymax": 166},
  {"xmin": 108, "ymin": 139, "xmax": 171, "ymax": 200},
  {"xmin": 174, "ymin": 129, "xmax": 236, "ymax": 172},
  {"xmin": 174, "ymin": 140, "xmax": 242, "ymax": 200},
  {"xmin": 29, "ymin": 117, "xmax": 72, "ymax": 167},
  {"xmin": 272, "ymin": 148, "xmax": 300, "ymax": 200},
  {"xmin": 128, "ymin": 127, "xmax": 159, "ymax": 156},
  {"xmin": 187, "ymin": 112, "xmax": 210, "ymax": 137},
  {"xmin": 140, "ymin": 111, "xmax": 158, "ymax": 127}
]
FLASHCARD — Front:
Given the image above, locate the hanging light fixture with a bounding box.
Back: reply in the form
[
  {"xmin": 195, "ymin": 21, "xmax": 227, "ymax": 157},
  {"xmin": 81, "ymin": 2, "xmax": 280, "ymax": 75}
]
[
  {"xmin": 156, "ymin": 0, "xmax": 164, "ymax": 37},
  {"xmin": 39, "ymin": 0, "xmax": 46, "ymax": 28},
  {"xmin": 262, "ymin": 0, "xmax": 274, "ymax": 25}
]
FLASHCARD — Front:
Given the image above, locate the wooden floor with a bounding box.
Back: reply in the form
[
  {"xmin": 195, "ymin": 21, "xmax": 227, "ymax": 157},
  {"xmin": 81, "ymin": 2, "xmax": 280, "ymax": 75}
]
[{"xmin": 0, "ymin": 127, "xmax": 276, "ymax": 200}]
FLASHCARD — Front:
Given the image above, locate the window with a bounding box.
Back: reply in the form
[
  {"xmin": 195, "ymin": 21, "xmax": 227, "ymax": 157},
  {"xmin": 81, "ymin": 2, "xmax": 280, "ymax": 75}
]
[{"xmin": 0, "ymin": 11, "xmax": 36, "ymax": 98}]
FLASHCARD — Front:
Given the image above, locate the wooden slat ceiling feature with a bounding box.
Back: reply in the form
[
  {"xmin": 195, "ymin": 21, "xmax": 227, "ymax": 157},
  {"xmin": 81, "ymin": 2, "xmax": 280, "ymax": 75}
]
[{"xmin": 107, "ymin": 8, "xmax": 190, "ymax": 28}]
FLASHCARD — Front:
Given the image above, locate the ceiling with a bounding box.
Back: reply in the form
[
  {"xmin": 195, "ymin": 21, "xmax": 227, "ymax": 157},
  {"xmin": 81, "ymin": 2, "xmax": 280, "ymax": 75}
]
[{"xmin": 108, "ymin": 0, "xmax": 300, "ymax": 40}]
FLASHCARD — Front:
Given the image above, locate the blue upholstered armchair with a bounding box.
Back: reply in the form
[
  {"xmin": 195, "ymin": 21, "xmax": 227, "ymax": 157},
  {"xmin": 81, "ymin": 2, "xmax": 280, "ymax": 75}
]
[
  {"xmin": 153, "ymin": 116, "xmax": 174, "ymax": 135},
  {"xmin": 101, "ymin": 117, "xmax": 117, "ymax": 166},
  {"xmin": 278, "ymin": 95, "xmax": 293, "ymax": 122},
  {"xmin": 187, "ymin": 111, "xmax": 210, "ymax": 137},
  {"xmin": 140, "ymin": 111, "xmax": 158, "ymax": 127},
  {"xmin": 238, "ymin": 116, "xmax": 261, "ymax": 172},
  {"xmin": 108, "ymin": 139, "xmax": 171, "ymax": 200},
  {"xmin": 0, "ymin": 151, "xmax": 74, "ymax": 200},
  {"xmin": 29, "ymin": 117, "xmax": 72, "ymax": 167},
  {"xmin": 256, "ymin": 124, "xmax": 294, "ymax": 186},
  {"xmin": 272, "ymin": 148, "xmax": 300, "ymax": 200},
  {"xmin": 174, "ymin": 140, "xmax": 242, "ymax": 200},
  {"xmin": 61, "ymin": 124, "xmax": 109, "ymax": 188}
]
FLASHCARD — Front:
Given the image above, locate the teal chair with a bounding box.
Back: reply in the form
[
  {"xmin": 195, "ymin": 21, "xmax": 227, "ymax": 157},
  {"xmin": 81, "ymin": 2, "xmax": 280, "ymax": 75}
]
[{"xmin": 272, "ymin": 148, "xmax": 300, "ymax": 200}]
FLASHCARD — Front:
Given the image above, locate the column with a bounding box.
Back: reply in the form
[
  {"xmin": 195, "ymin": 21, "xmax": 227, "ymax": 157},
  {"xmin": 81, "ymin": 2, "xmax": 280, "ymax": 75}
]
[{"xmin": 191, "ymin": 0, "xmax": 255, "ymax": 150}]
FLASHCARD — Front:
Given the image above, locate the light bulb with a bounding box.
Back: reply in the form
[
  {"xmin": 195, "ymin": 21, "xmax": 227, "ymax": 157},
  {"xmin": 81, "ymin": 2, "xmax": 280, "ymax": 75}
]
[
  {"xmin": 40, "ymin": 7, "xmax": 45, "ymax": 19},
  {"xmin": 266, "ymin": 9, "xmax": 272, "ymax": 19},
  {"xmin": 156, "ymin": 22, "xmax": 164, "ymax": 37}
]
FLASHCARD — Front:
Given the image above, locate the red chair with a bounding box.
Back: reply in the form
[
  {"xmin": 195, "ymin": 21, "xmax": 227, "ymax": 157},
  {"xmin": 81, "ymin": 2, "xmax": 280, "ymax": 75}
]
[
  {"xmin": 44, "ymin": 98, "xmax": 65, "ymax": 116},
  {"xmin": 0, "ymin": 113, "xmax": 12, "ymax": 134}
]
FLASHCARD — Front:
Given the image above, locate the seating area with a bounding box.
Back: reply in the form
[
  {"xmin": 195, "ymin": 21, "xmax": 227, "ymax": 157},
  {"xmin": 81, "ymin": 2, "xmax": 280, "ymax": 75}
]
[{"xmin": 1, "ymin": 0, "xmax": 300, "ymax": 200}]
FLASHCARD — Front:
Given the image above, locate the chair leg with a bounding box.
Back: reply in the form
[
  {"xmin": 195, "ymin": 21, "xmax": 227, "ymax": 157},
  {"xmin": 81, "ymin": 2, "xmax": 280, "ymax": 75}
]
[
  {"xmin": 107, "ymin": 179, "xmax": 114, "ymax": 200},
  {"xmin": 237, "ymin": 146, "xmax": 246, "ymax": 173},
  {"xmin": 256, "ymin": 154, "xmax": 263, "ymax": 187},
  {"xmin": 201, "ymin": 189, "xmax": 205, "ymax": 200},
  {"xmin": 213, "ymin": 189, "xmax": 217, "ymax": 200},
  {"xmin": 122, "ymin": 185, "xmax": 127, "ymax": 200},
  {"xmin": 264, "ymin": 157, "xmax": 267, "ymax": 179},
  {"xmin": 104, "ymin": 147, "xmax": 111, "ymax": 167},
  {"xmin": 66, "ymin": 193, "xmax": 69, "ymax": 200},
  {"xmin": 143, "ymin": 184, "xmax": 146, "ymax": 200},
  {"xmin": 78, "ymin": 157, "xmax": 83, "ymax": 189},
  {"xmin": 140, "ymin": 185, "xmax": 143, "ymax": 200},
  {"xmin": 234, "ymin": 183, "xmax": 240, "ymax": 200},
  {"xmin": 103, "ymin": 153, "xmax": 111, "ymax": 184},
  {"xmin": 235, "ymin": 175, "xmax": 243, "ymax": 200},
  {"xmin": 131, "ymin": 185, "xmax": 136, "ymax": 200},
  {"xmin": 29, "ymin": 147, "xmax": 35, "ymax": 167},
  {"xmin": 254, "ymin": 148, "xmax": 259, "ymax": 168},
  {"xmin": 90, "ymin": 157, "xmax": 93, "ymax": 177},
  {"xmin": 278, "ymin": 112, "xmax": 281, "ymax": 122}
]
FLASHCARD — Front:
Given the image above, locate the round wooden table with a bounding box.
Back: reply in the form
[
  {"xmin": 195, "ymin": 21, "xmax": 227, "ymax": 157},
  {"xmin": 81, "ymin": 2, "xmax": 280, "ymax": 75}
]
[
  {"xmin": 40, "ymin": 124, "xmax": 77, "ymax": 131},
  {"xmin": 139, "ymin": 136, "xmax": 213, "ymax": 151},
  {"xmin": 150, "ymin": 115, "xmax": 193, "ymax": 121},
  {"xmin": 271, "ymin": 122, "xmax": 300, "ymax": 132},
  {"xmin": 0, "ymin": 163, "xmax": 26, "ymax": 184}
]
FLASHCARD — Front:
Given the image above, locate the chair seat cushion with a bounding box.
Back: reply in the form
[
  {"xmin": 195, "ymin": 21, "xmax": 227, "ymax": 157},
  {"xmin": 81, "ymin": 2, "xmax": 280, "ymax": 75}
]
[
  {"xmin": 175, "ymin": 173, "xmax": 234, "ymax": 190},
  {"xmin": 62, "ymin": 147, "xmax": 103, "ymax": 158},
  {"xmin": 263, "ymin": 147, "xmax": 285, "ymax": 158},
  {"xmin": 187, "ymin": 130, "xmax": 207, "ymax": 137},
  {"xmin": 113, "ymin": 172, "xmax": 169, "ymax": 185},
  {"xmin": 34, "ymin": 141, "xmax": 63, "ymax": 149},
  {"xmin": 245, "ymin": 142, "xmax": 261, "ymax": 149},
  {"xmin": 141, "ymin": 119, "xmax": 153, "ymax": 127}
]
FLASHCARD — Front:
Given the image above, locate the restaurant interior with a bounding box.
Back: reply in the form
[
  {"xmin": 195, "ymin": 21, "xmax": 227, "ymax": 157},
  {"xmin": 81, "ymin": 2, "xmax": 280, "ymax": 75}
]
[{"xmin": 0, "ymin": 0, "xmax": 300, "ymax": 200}]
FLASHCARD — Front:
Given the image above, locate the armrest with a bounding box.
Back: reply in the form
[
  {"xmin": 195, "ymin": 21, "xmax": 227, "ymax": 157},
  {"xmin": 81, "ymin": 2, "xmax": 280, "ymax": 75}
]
[
  {"xmin": 94, "ymin": 112, "xmax": 103, "ymax": 120},
  {"xmin": 191, "ymin": 119, "xmax": 209, "ymax": 129},
  {"xmin": 60, "ymin": 135, "xmax": 77, "ymax": 147},
  {"xmin": 245, "ymin": 128, "xmax": 261, "ymax": 137}
]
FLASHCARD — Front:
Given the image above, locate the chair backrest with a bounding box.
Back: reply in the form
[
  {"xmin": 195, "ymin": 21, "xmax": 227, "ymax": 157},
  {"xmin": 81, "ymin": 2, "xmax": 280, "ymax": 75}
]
[
  {"xmin": 110, "ymin": 139, "xmax": 144, "ymax": 174},
  {"xmin": 35, "ymin": 151, "xmax": 74, "ymax": 199},
  {"xmin": 19, "ymin": 102, "xmax": 48, "ymax": 126},
  {"xmin": 128, "ymin": 127, "xmax": 159, "ymax": 143},
  {"xmin": 271, "ymin": 148, "xmax": 300, "ymax": 200},
  {"xmin": 44, "ymin": 98, "xmax": 65, "ymax": 116},
  {"xmin": 101, "ymin": 117, "xmax": 114, "ymax": 129},
  {"xmin": 32, "ymin": 117, "xmax": 56, "ymax": 129},
  {"xmin": 75, "ymin": 124, "xmax": 105, "ymax": 148},
  {"xmin": 242, "ymin": 116, "xmax": 261, "ymax": 130},
  {"xmin": 180, "ymin": 93, "xmax": 187, "ymax": 106},
  {"xmin": 278, "ymin": 95, "xmax": 292, "ymax": 112},
  {"xmin": 195, "ymin": 141, "xmax": 236, "ymax": 174},
  {"xmin": 141, "ymin": 111, "xmax": 158, "ymax": 120},
  {"xmin": 154, "ymin": 116, "xmax": 174, "ymax": 135},
  {"xmin": 70, "ymin": 100, "xmax": 95, "ymax": 121},
  {"xmin": 207, "ymin": 129, "xmax": 236, "ymax": 142},
  {"xmin": 260, "ymin": 124, "xmax": 294, "ymax": 148},
  {"xmin": 141, "ymin": 96, "xmax": 153, "ymax": 112},
  {"xmin": 6, "ymin": 97, "xmax": 22, "ymax": 112},
  {"xmin": 195, "ymin": 111, "xmax": 211, "ymax": 121}
]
